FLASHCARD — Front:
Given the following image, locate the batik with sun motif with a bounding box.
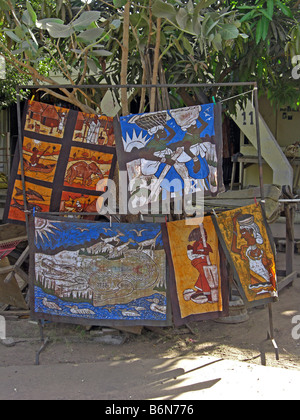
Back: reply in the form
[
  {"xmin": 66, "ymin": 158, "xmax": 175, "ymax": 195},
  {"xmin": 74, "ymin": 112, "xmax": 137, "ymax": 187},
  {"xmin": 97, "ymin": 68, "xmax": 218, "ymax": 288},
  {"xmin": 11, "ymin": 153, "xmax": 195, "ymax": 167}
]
[
  {"xmin": 114, "ymin": 103, "xmax": 224, "ymax": 212},
  {"xmin": 212, "ymin": 203, "xmax": 278, "ymax": 306},
  {"xmin": 161, "ymin": 217, "xmax": 228, "ymax": 326},
  {"xmin": 3, "ymin": 100, "xmax": 116, "ymax": 224},
  {"xmin": 28, "ymin": 214, "xmax": 170, "ymax": 326}
]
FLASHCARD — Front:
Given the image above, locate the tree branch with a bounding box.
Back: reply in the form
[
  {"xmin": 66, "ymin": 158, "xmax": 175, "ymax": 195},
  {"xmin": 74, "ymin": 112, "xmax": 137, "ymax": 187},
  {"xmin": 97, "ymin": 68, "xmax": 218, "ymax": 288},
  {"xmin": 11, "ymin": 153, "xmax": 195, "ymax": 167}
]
[
  {"xmin": 120, "ymin": 0, "xmax": 130, "ymax": 116},
  {"xmin": 150, "ymin": 17, "xmax": 162, "ymax": 113}
]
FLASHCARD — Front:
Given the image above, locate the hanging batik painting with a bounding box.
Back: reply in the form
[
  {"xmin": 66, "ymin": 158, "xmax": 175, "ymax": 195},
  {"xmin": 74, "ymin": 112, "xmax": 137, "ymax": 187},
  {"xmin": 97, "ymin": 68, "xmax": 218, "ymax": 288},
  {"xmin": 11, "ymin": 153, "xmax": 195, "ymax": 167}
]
[
  {"xmin": 28, "ymin": 214, "xmax": 170, "ymax": 326},
  {"xmin": 162, "ymin": 217, "xmax": 228, "ymax": 326},
  {"xmin": 114, "ymin": 103, "xmax": 224, "ymax": 212},
  {"xmin": 213, "ymin": 203, "xmax": 278, "ymax": 306},
  {"xmin": 3, "ymin": 100, "xmax": 116, "ymax": 224}
]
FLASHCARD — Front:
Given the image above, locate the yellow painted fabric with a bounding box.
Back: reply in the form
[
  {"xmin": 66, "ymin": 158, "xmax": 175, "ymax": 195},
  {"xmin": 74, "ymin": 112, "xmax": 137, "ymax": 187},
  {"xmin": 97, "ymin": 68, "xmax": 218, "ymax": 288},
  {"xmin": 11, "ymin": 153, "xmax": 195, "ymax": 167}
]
[
  {"xmin": 215, "ymin": 203, "xmax": 278, "ymax": 304},
  {"xmin": 166, "ymin": 217, "xmax": 223, "ymax": 319}
]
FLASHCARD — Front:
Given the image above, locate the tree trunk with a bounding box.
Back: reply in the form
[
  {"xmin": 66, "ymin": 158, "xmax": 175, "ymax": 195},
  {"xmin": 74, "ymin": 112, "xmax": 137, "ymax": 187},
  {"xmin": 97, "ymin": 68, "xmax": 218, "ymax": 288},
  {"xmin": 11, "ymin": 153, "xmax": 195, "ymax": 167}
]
[
  {"xmin": 120, "ymin": 1, "xmax": 130, "ymax": 116},
  {"xmin": 150, "ymin": 18, "xmax": 162, "ymax": 113}
]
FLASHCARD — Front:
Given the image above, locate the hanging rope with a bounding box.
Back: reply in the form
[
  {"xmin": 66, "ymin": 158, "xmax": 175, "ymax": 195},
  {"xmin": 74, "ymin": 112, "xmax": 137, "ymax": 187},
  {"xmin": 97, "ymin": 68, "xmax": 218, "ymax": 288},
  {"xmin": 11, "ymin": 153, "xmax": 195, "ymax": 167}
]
[{"xmin": 220, "ymin": 87, "xmax": 258, "ymax": 104}]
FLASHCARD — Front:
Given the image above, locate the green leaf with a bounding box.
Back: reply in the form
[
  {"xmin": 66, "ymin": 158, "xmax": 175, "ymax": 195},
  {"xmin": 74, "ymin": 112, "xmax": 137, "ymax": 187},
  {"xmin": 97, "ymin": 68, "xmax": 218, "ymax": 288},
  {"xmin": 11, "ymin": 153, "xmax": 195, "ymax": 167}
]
[
  {"xmin": 87, "ymin": 58, "xmax": 99, "ymax": 74},
  {"xmin": 5, "ymin": 30, "xmax": 21, "ymax": 43},
  {"xmin": 275, "ymin": 0, "xmax": 293, "ymax": 18},
  {"xmin": 56, "ymin": 0, "xmax": 64, "ymax": 15},
  {"xmin": 187, "ymin": 0, "xmax": 194, "ymax": 14},
  {"xmin": 22, "ymin": 10, "xmax": 34, "ymax": 27},
  {"xmin": 240, "ymin": 9, "xmax": 257, "ymax": 23},
  {"xmin": 212, "ymin": 32, "xmax": 222, "ymax": 50},
  {"xmin": 193, "ymin": 15, "xmax": 202, "ymax": 35},
  {"xmin": 256, "ymin": 18, "xmax": 263, "ymax": 44},
  {"xmin": 110, "ymin": 19, "xmax": 121, "ymax": 30},
  {"xmin": 15, "ymin": 25, "xmax": 26, "ymax": 40},
  {"xmin": 182, "ymin": 35, "xmax": 193, "ymax": 54},
  {"xmin": 267, "ymin": 0, "xmax": 274, "ymax": 19},
  {"xmin": 0, "ymin": 0, "xmax": 11, "ymax": 10},
  {"xmin": 90, "ymin": 49, "xmax": 112, "ymax": 57},
  {"xmin": 220, "ymin": 24, "xmax": 239, "ymax": 40},
  {"xmin": 176, "ymin": 8, "xmax": 188, "ymax": 29},
  {"xmin": 77, "ymin": 27, "xmax": 105, "ymax": 43},
  {"xmin": 36, "ymin": 18, "xmax": 64, "ymax": 29},
  {"xmin": 113, "ymin": 0, "xmax": 128, "ymax": 7},
  {"xmin": 152, "ymin": 0, "xmax": 176, "ymax": 20},
  {"xmin": 237, "ymin": 5, "xmax": 256, "ymax": 10},
  {"xmin": 195, "ymin": 0, "xmax": 216, "ymax": 12},
  {"xmin": 261, "ymin": 8, "xmax": 272, "ymax": 20},
  {"xmin": 26, "ymin": 1, "xmax": 37, "ymax": 24},
  {"xmin": 174, "ymin": 37, "xmax": 184, "ymax": 54},
  {"xmin": 261, "ymin": 16, "xmax": 269, "ymax": 40},
  {"xmin": 71, "ymin": 12, "xmax": 101, "ymax": 31},
  {"xmin": 205, "ymin": 17, "xmax": 219, "ymax": 35},
  {"xmin": 45, "ymin": 23, "xmax": 74, "ymax": 38}
]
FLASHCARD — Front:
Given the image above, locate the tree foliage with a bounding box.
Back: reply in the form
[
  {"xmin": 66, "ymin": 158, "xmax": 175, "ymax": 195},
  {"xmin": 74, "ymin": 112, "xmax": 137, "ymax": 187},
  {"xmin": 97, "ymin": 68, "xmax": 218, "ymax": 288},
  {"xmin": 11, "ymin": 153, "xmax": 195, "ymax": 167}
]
[{"xmin": 0, "ymin": 0, "xmax": 299, "ymax": 113}]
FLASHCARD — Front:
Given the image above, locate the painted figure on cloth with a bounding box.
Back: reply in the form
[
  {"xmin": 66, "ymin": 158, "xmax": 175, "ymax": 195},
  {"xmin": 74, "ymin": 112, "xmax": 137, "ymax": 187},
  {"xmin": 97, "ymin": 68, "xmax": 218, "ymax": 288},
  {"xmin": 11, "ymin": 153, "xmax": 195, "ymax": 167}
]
[
  {"xmin": 25, "ymin": 101, "xmax": 69, "ymax": 138},
  {"xmin": 86, "ymin": 115, "xmax": 101, "ymax": 144},
  {"xmin": 29, "ymin": 146, "xmax": 55, "ymax": 172},
  {"xmin": 231, "ymin": 212, "xmax": 277, "ymax": 296},
  {"xmin": 119, "ymin": 103, "xmax": 221, "ymax": 208},
  {"xmin": 73, "ymin": 112, "xmax": 115, "ymax": 145},
  {"xmin": 183, "ymin": 224, "xmax": 219, "ymax": 304}
]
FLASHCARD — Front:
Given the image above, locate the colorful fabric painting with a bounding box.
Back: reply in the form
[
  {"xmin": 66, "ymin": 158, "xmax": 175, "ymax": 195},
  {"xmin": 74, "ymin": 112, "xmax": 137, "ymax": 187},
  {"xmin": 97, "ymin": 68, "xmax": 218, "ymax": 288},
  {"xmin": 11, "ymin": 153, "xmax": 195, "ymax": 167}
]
[
  {"xmin": 3, "ymin": 100, "xmax": 116, "ymax": 224},
  {"xmin": 114, "ymin": 103, "xmax": 224, "ymax": 211},
  {"xmin": 212, "ymin": 203, "xmax": 278, "ymax": 306},
  {"xmin": 28, "ymin": 214, "xmax": 170, "ymax": 326},
  {"xmin": 161, "ymin": 217, "xmax": 228, "ymax": 326}
]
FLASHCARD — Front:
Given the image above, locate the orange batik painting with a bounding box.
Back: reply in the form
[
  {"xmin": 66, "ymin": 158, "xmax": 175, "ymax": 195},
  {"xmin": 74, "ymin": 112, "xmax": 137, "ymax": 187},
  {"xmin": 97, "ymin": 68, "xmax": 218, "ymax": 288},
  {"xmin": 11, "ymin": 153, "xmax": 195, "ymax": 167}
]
[
  {"xmin": 4, "ymin": 100, "xmax": 116, "ymax": 224},
  {"xmin": 213, "ymin": 203, "xmax": 278, "ymax": 306},
  {"xmin": 162, "ymin": 217, "xmax": 229, "ymax": 326}
]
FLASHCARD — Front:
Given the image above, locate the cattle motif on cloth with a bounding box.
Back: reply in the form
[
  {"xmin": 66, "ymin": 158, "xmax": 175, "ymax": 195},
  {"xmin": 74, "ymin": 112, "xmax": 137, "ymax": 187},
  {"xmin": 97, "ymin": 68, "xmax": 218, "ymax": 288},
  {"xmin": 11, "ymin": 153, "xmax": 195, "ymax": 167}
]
[
  {"xmin": 114, "ymin": 103, "xmax": 224, "ymax": 212},
  {"xmin": 161, "ymin": 217, "xmax": 228, "ymax": 326},
  {"xmin": 213, "ymin": 203, "xmax": 278, "ymax": 306},
  {"xmin": 4, "ymin": 101, "xmax": 116, "ymax": 224},
  {"xmin": 29, "ymin": 215, "xmax": 169, "ymax": 326}
]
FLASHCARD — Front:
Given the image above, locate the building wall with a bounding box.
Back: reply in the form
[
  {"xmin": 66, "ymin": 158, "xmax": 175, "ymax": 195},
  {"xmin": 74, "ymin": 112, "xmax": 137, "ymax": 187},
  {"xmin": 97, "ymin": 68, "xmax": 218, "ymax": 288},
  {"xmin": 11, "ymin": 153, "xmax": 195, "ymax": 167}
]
[{"xmin": 241, "ymin": 95, "xmax": 300, "ymax": 187}]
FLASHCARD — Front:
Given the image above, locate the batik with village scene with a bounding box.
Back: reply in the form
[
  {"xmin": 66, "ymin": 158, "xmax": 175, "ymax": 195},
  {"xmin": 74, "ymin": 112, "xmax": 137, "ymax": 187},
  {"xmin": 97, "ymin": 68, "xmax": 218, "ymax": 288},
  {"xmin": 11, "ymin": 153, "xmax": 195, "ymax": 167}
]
[
  {"xmin": 3, "ymin": 100, "xmax": 116, "ymax": 224},
  {"xmin": 161, "ymin": 217, "xmax": 228, "ymax": 326},
  {"xmin": 114, "ymin": 103, "xmax": 224, "ymax": 212},
  {"xmin": 213, "ymin": 203, "xmax": 278, "ymax": 306},
  {"xmin": 28, "ymin": 214, "xmax": 170, "ymax": 326}
]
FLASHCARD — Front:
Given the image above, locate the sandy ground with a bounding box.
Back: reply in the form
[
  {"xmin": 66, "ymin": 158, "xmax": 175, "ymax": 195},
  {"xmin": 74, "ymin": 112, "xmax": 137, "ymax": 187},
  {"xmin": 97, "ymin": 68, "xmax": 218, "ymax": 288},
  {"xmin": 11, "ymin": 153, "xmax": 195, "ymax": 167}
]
[{"xmin": 0, "ymin": 250, "xmax": 299, "ymax": 372}]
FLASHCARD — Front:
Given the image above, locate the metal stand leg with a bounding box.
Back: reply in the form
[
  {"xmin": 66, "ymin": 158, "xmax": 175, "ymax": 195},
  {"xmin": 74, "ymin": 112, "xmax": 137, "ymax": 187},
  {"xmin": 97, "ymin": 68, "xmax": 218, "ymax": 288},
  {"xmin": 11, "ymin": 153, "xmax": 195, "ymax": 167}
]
[
  {"xmin": 35, "ymin": 320, "xmax": 49, "ymax": 366},
  {"xmin": 260, "ymin": 303, "xmax": 279, "ymax": 366}
]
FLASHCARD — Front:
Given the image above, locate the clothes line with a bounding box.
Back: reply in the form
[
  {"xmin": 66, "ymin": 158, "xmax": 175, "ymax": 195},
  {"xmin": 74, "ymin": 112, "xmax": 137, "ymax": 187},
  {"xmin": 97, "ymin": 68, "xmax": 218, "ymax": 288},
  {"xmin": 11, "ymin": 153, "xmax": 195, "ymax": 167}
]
[
  {"xmin": 17, "ymin": 82, "xmax": 258, "ymax": 91},
  {"xmin": 220, "ymin": 87, "xmax": 258, "ymax": 104}
]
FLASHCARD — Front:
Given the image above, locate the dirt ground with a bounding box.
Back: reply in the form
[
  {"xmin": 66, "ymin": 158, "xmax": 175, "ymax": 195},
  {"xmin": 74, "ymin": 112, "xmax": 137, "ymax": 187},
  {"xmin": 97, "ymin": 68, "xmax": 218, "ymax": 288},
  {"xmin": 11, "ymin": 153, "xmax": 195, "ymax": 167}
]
[{"xmin": 1, "ymin": 250, "xmax": 300, "ymax": 372}]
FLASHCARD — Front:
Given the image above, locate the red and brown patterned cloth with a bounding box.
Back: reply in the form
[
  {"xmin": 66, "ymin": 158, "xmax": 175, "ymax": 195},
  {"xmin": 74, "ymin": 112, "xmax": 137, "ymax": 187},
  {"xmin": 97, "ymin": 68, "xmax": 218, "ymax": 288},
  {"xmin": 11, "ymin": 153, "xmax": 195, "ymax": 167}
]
[{"xmin": 4, "ymin": 100, "xmax": 116, "ymax": 224}]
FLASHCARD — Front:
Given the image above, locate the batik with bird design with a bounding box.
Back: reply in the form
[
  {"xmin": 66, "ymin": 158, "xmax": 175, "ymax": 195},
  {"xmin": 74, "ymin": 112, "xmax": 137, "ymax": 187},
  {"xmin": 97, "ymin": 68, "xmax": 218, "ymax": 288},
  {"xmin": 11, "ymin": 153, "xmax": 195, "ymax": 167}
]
[{"xmin": 28, "ymin": 214, "xmax": 170, "ymax": 326}]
